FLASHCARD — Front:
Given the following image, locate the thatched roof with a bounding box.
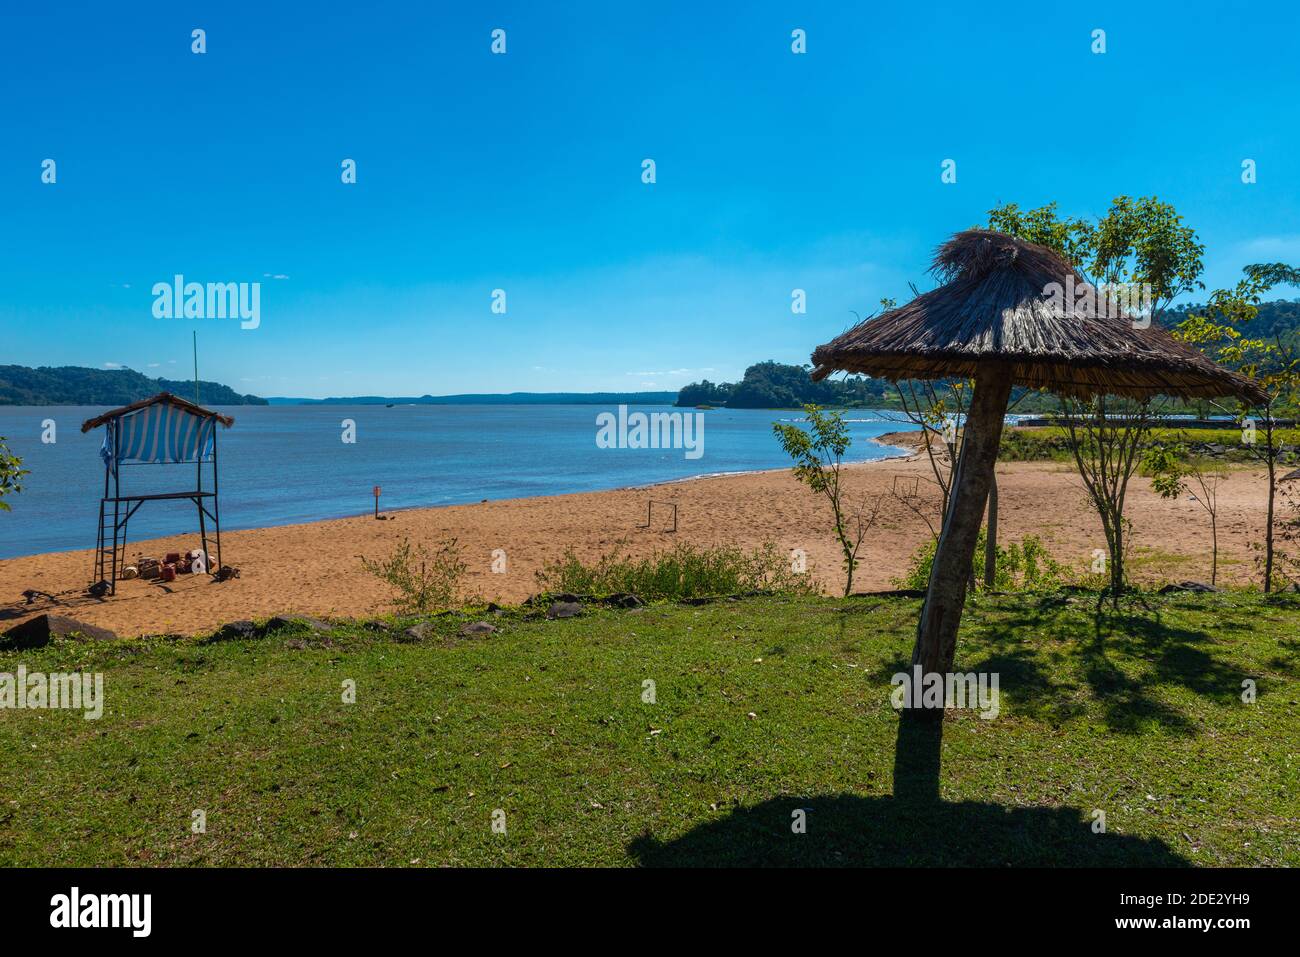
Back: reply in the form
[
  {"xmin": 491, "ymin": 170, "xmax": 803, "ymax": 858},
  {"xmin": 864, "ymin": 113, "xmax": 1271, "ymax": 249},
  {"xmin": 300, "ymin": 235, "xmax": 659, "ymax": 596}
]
[
  {"xmin": 810, "ymin": 230, "xmax": 1268, "ymax": 404},
  {"xmin": 81, "ymin": 392, "xmax": 235, "ymax": 432}
]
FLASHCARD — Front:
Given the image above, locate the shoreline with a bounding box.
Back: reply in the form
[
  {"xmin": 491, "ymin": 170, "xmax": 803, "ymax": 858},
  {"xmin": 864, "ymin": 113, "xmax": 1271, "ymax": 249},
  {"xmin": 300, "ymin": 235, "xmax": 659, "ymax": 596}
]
[
  {"xmin": 0, "ymin": 433, "xmax": 925, "ymax": 563},
  {"xmin": 0, "ymin": 454, "xmax": 1276, "ymax": 638}
]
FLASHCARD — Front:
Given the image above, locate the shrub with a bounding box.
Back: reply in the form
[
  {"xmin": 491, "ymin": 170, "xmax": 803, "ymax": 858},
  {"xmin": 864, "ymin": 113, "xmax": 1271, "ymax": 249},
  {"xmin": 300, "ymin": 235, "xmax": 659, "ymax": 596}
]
[
  {"xmin": 535, "ymin": 542, "xmax": 820, "ymax": 601},
  {"xmin": 360, "ymin": 537, "xmax": 469, "ymax": 614},
  {"xmin": 893, "ymin": 531, "xmax": 1067, "ymax": 592}
]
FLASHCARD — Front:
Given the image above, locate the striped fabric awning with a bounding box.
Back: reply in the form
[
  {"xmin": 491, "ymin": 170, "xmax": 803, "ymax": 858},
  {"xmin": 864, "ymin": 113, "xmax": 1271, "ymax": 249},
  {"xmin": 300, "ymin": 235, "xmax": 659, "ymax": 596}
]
[{"xmin": 100, "ymin": 401, "xmax": 216, "ymax": 470}]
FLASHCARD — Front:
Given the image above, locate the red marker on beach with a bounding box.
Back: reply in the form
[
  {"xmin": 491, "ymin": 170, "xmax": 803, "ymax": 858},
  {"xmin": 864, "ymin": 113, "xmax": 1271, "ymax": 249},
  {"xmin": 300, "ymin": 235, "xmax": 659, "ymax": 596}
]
[{"xmin": 373, "ymin": 486, "xmax": 381, "ymax": 519}]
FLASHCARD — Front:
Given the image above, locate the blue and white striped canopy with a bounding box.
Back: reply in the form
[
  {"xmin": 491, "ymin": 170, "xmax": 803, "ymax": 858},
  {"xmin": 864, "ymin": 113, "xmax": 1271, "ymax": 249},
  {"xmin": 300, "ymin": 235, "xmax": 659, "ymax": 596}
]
[{"xmin": 100, "ymin": 401, "xmax": 216, "ymax": 470}]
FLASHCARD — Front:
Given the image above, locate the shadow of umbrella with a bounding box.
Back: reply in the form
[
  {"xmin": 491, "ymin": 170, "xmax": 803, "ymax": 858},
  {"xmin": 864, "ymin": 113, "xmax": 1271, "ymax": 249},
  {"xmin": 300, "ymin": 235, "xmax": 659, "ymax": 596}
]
[{"xmin": 629, "ymin": 717, "xmax": 1189, "ymax": 867}]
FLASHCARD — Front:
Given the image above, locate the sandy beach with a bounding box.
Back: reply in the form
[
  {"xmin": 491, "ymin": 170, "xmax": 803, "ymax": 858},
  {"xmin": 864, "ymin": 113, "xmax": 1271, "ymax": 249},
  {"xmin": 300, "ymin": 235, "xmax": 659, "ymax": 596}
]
[{"xmin": 0, "ymin": 444, "xmax": 1279, "ymax": 638}]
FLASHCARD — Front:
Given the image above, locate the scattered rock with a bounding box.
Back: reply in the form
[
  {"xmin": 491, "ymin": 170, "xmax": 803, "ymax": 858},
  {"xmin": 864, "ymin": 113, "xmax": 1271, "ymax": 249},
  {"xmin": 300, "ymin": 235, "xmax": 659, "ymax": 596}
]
[
  {"xmin": 459, "ymin": 621, "xmax": 498, "ymax": 637},
  {"xmin": 1157, "ymin": 581, "xmax": 1220, "ymax": 594},
  {"xmin": 2, "ymin": 614, "xmax": 117, "ymax": 649},
  {"xmin": 547, "ymin": 601, "xmax": 583, "ymax": 620},
  {"xmin": 211, "ymin": 620, "xmax": 259, "ymax": 641},
  {"xmin": 607, "ymin": 593, "xmax": 645, "ymax": 608},
  {"xmin": 265, "ymin": 615, "xmax": 332, "ymax": 633},
  {"xmin": 403, "ymin": 621, "xmax": 434, "ymax": 641}
]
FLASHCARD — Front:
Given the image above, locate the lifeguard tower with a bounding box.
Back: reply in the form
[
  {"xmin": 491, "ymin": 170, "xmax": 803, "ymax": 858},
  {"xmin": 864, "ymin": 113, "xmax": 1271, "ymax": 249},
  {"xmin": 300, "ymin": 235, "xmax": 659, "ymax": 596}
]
[{"xmin": 80, "ymin": 393, "xmax": 232, "ymax": 595}]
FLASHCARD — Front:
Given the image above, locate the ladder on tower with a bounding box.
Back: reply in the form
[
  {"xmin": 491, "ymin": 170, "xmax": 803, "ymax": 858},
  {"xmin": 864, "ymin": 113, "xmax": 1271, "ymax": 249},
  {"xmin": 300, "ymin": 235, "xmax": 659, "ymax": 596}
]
[{"xmin": 94, "ymin": 497, "xmax": 122, "ymax": 595}]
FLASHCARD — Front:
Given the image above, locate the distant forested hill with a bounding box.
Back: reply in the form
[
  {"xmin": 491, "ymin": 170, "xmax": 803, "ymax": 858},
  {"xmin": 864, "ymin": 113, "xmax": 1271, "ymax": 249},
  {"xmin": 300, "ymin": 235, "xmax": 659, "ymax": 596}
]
[
  {"xmin": 676, "ymin": 361, "xmax": 892, "ymax": 409},
  {"xmin": 1165, "ymin": 298, "xmax": 1300, "ymax": 354},
  {"xmin": 0, "ymin": 366, "xmax": 268, "ymax": 406}
]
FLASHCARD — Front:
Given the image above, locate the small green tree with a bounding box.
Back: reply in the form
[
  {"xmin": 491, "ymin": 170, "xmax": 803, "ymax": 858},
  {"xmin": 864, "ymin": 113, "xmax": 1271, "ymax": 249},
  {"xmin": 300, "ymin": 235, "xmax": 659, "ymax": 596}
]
[
  {"xmin": 1144, "ymin": 444, "xmax": 1227, "ymax": 586},
  {"xmin": 988, "ymin": 196, "xmax": 1206, "ymax": 603},
  {"xmin": 774, "ymin": 404, "xmax": 883, "ymax": 596},
  {"xmin": 0, "ymin": 437, "xmax": 27, "ymax": 512},
  {"xmin": 1174, "ymin": 263, "xmax": 1300, "ymax": 591}
]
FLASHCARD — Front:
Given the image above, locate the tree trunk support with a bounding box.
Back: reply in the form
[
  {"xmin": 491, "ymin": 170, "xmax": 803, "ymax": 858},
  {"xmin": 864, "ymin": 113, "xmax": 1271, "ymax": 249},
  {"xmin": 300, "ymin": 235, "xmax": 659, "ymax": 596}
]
[
  {"xmin": 984, "ymin": 474, "xmax": 998, "ymax": 589},
  {"xmin": 908, "ymin": 366, "xmax": 1013, "ymax": 719}
]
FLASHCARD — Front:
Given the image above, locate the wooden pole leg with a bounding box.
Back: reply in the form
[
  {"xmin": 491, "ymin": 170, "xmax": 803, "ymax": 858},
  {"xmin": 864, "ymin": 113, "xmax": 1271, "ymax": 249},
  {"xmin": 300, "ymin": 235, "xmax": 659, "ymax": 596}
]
[{"xmin": 908, "ymin": 367, "xmax": 1013, "ymax": 720}]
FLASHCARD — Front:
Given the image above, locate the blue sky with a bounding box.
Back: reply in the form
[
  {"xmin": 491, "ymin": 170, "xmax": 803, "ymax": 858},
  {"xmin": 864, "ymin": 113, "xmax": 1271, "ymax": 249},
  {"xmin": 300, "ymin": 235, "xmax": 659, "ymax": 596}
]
[{"xmin": 3, "ymin": 1, "xmax": 1299, "ymax": 398}]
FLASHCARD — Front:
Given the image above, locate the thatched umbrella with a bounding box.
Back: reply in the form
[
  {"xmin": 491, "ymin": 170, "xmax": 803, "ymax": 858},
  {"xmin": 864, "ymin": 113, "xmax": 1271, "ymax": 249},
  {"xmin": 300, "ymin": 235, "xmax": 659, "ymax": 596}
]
[{"xmin": 811, "ymin": 229, "xmax": 1266, "ymax": 717}]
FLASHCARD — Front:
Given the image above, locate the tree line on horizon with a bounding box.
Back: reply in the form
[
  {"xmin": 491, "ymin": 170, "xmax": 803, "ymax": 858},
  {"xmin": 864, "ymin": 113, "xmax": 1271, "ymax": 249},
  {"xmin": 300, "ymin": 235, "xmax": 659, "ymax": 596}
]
[
  {"xmin": 676, "ymin": 299, "xmax": 1300, "ymax": 413},
  {"xmin": 0, "ymin": 365, "xmax": 269, "ymax": 407}
]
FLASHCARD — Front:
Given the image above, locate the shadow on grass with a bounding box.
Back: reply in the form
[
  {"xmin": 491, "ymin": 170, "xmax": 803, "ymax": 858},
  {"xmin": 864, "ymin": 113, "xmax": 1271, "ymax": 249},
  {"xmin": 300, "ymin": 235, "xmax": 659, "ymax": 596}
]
[
  {"xmin": 960, "ymin": 591, "xmax": 1251, "ymax": 733},
  {"xmin": 630, "ymin": 716, "xmax": 1189, "ymax": 867}
]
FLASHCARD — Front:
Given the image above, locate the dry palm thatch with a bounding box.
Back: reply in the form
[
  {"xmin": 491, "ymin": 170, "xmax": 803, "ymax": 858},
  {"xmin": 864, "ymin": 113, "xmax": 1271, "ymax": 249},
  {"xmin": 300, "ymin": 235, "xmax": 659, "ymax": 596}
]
[{"xmin": 810, "ymin": 229, "xmax": 1267, "ymax": 405}]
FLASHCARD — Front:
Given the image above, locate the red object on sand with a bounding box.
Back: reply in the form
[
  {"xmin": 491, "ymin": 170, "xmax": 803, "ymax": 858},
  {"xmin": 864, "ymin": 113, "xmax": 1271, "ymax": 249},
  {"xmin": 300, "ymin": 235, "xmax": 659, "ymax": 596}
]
[
  {"xmin": 160, "ymin": 564, "xmax": 177, "ymax": 582},
  {"xmin": 165, "ymin": 552, "xmax": 182, "ymax": 565}
]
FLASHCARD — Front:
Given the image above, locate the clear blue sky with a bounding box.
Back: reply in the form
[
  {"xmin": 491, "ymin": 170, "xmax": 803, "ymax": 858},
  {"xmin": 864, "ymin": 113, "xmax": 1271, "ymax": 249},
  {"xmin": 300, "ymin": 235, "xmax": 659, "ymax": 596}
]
[{"xmin": 3, "ymin": 1, "xmax": 1298, "ymax": 398}]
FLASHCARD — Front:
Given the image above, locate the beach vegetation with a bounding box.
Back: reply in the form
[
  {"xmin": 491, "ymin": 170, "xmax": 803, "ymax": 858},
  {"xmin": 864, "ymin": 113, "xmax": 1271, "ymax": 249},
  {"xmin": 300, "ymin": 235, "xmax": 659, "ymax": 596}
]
[
  {"xmin": 534, "ymin": 541, "xmax": 818, "ymax": 601},
  {"xmin": 359, "ymin": 536, "xmax": 470, "ymax": 614},
  {"xmin": 894, "ymin": 531, "xmax": 1066, "ymax": 592},
  {"xmin": 1144, "ymin": 444, "xmax": 1228, "ymax": 586},
  {"xmin": 773, "ymin": 404, "xmax": 885, "ymax": 596},
  {"xmin": 1058, "ymin": 401, "xmax": 1153, "ymax": 604},
  {"xmin": 0, "ymin": 437, "xmax": 26, "ymax": 512}
]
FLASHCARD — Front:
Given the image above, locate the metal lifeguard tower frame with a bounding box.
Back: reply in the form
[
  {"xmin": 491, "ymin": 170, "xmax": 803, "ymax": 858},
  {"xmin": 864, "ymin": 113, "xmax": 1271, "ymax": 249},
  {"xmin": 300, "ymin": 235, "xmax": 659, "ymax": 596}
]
[{"xmin": 80, "ymin": 393, "xmax": 233, "ymax": 595}]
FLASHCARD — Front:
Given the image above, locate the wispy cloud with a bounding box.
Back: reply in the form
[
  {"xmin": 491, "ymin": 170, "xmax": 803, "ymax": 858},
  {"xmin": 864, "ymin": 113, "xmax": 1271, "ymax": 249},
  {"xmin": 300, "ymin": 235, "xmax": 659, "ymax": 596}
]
[
  {"xmin": 1237, "ymin": 235, "xmax": 1300, "ymax": 260},
  {"xmin": 626, "ymin": 367, "xmax": 715, "ymax": 378}
]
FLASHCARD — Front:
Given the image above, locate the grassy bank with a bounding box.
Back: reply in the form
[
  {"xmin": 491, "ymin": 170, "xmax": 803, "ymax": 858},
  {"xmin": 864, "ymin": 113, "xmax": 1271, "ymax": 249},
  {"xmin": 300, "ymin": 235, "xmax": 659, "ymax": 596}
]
[
  {"xmin": 1, "ymin": 593, "xmax": 1297, "ymax": 866},
  {"xmin": 998, "ymin": 425, "xmax": 1300, "ymax": 463}
]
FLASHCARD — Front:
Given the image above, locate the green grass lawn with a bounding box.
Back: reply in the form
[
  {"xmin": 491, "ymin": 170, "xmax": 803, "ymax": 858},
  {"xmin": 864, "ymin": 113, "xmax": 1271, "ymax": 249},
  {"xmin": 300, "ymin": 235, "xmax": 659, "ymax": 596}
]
[{"xmin": 2, "ymin": 593, "xmax": 1297, "ymax": 866}]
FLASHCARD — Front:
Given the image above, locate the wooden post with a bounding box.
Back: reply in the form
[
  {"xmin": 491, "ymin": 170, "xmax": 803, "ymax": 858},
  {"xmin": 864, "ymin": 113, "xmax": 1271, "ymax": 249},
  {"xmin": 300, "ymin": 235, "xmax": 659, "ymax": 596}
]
[
  {"xmin": 984, "ymin": 473, "xmax": 998, "ymax": 589},
  {"xmin": 373, "ymin": 485, "xmax": 381, "ymax": 519},
  {"xmin": 909, "ymin": 366, "xmax": 1013, "ymax": 718}
]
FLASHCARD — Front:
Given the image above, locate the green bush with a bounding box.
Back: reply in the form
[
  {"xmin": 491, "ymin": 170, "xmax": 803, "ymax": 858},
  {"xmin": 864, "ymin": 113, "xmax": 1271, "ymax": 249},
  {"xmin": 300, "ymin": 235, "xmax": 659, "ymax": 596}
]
[
  {"xmin": 360, "ymin": 537, "xmax": 470, "ymax": 614},
  {"xmin": 893, "ymin": 531, "xmax": 1067, "ymax": 592},
  {"xmin": 535, "ymin": 542, "xmax": 820, "ymax": 601}
]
